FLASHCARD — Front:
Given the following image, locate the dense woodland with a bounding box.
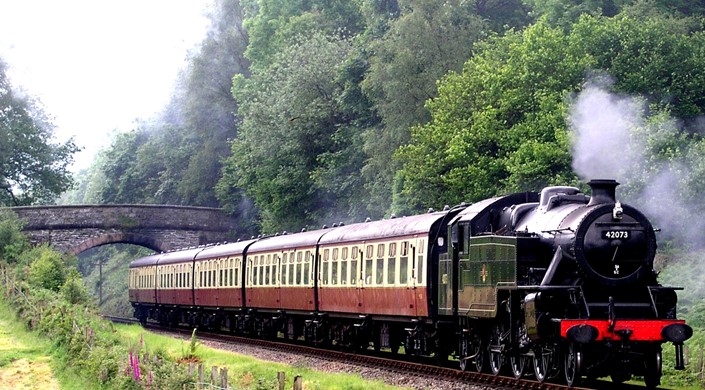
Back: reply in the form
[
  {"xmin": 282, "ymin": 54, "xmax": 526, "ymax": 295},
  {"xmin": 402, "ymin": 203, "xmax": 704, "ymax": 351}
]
[
  {"xmin": 52, "ymin": 0, "xmax": 705, "ymax": 245},
  {"xmin": 44, "ymin": 1, "xmax": 705, "ymax": 243},
  {"xmin": 5, "ymin": 0, "xmax": 705, "ymax": 318}
]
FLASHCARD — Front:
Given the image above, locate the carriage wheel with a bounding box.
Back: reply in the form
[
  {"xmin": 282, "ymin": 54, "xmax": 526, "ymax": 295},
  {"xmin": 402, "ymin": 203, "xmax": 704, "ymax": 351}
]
[
  {"xmin": 459, "ymin": 337, "xmax": 470, "ymax": 371},
  {"xmin": 489, "ymin": 324, "xmax": 504, "ymax": 376},
  {"xmin": 644, "ymin": 350, "xmax": 662, "ymax": 389},
  {"xmin": 533, "ymin": 346, "xmax": 553, "ymax": 382},
  {"xmin": 510, "ymin": 354, "xmax": 527, "ymax": 379},
  {"xmin": 564, "ymin": 342, "xmax": 582, "ymax": 387}
]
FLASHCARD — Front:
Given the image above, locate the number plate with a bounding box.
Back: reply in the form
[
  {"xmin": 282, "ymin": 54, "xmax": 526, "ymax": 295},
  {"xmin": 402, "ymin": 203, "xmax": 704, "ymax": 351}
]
[{"xmin": 602, "ymin": 230, "xmax": 630, "ymax": 240}]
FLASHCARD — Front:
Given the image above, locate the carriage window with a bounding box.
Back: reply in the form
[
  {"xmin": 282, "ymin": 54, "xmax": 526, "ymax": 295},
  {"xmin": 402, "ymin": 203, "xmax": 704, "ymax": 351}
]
[
  {"xmin": 341, "ymin": 258, "xmax": 348, "ymax": 285},
  {"xmin": 365, "ymin": 259, "xmax": 373, "ymax": 284},
  {"xmin": 366, "ymin": 245, "xmax": 374, "ymax": 259},
  {"xmin": 281, "ymin": 254, "xmax": 287, "ymax": 286},
  {"xmin": 377, "ymin": 243, "xmax": 385, "ymax": 258},
  {"xmin": 322, "ymin": 256, "xmax": 329, "ymax": 285},
  {"xmin": 274, "ymin": 263, "xmax": 279, "ymax": 285},
  {"xmin": 376, "ymin": 258, "xmax": 384, "ymax": 285},
  {"xmin": 331, "ymin": 258, "xmax": 338, "ymax": 284},
  {"xmin": 332, "ymin": 248, "xmax": 338, "ymax": 260},
  {"xmin": 401, "ymin": 241, "xmax": 409, "ymax": 256},
  {"xmin": 388, "ymin": 257, "xmax": 396, "ymax": 285},
  {"xmin": 418, "ymin": 239, "xmax": 425, "ymax": 284},
  {"xmin": 351, "ymin": 246, "xmax": 358, "ymax": 259},
  {"xmin": 259, "ymin": 261, "xmax": 265, "ymax": 285},
  {"xmin": 255, "ymin": 257, "xmax": 260, "ymax": 285},
  {"xmin": 304, "ymin": 253, "xmax": 310, "ymax": 285},
  {"xmin": 265, "ymin": 262, "xmax": 270, "ymax": 285},
  {"xmin": 389, "ymin": 243, "xmax": 396, "ymax": 257},
  {"xmin": 289, "ymin": 252, "xmax": 296, "ymax": 285},
  {"xmin": 296, "ymin": 262, "xmax": 302, "ymax": 285},
  {"xmin": 323, "ymin": 249, "xmax": 330, "ymax": 261},
  {"xmin": 342, "ymin": 247, "xmax": 348, "ymax": 260},
  {"xmin": 350, "ymin": 259, "xmax": 357, "ymax": 284},
  {"xmin": 400, "ymin": 257, "xmax": 408, "ymax": 284}
]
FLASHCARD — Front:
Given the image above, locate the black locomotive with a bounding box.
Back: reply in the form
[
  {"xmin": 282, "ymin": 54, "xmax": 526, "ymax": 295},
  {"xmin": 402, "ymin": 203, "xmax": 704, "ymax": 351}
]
[{"xmin": 129, "ymin": 179, "xmax": 691, "ymax": 387}]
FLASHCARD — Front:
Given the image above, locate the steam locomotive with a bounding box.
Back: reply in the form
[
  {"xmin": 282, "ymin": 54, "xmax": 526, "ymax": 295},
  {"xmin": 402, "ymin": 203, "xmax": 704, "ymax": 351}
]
[{"xmin": 128, "ymin": 179, "xmax": 691, "ymax": 387}]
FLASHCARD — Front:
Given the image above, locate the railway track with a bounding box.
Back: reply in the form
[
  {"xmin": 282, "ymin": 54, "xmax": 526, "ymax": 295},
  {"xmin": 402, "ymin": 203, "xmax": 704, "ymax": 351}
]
[{"xmin": 104, "ymin": 316, "xmax": 649, "ymax": 390}]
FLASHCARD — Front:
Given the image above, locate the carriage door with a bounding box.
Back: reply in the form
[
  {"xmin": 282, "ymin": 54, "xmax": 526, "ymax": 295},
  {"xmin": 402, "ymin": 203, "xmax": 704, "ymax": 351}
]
[
  {"xmin": 350, "ymin": 245, "xmax": 364, "ymax": 313},
  {"xmin": 412, "ymin": 237, "xmax": 428, "ymax": 317},
  {"xmin": 274, "ymin": 253, "xmax": 282, "ymax": 310},
  {"xmin": 399, "ymin": 239, "xmax": 417, "ymax": 316}
]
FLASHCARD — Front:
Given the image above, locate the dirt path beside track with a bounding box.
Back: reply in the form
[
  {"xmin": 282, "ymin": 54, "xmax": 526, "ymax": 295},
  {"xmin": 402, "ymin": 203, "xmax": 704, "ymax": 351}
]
[{"xmin": 0, "ymin": 314, "xmax": 59, "ymax": 390}]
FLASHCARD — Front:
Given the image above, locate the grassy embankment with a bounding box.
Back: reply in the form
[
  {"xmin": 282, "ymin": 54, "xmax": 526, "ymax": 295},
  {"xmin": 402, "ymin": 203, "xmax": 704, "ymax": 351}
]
[{"xmin": 0, "ymin": 295, "xmax": 404, "ymax": 390}]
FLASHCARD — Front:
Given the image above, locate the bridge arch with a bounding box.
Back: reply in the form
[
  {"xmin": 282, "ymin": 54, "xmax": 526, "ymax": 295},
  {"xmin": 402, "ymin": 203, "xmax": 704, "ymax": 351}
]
[
  {"xmin": 8, "ymin": 205, "xmax": 239, "ymax": 254},
  {"xmin": 68, "ymin": 231, "xmax": 167, "ymax": 255}
]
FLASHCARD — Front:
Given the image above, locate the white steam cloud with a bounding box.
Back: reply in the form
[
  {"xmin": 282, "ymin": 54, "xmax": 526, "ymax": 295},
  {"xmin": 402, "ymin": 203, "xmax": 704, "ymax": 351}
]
[
  {"xmin": 570, "ymin": 77, "xmax": 646, "ymax": 182},
  {"xmin": 569, "ymin": 76, "xmax": 705, "ymax": 248}
]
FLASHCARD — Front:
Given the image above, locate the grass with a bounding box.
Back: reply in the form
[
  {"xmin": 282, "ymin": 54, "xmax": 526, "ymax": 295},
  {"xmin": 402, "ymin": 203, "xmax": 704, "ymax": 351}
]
[
  {"xmin": 0, "ymin": 298, "xmax": 58, "ymax": 389},
  {"xmin": 115, "ymin": 323, "xmax": 408, "ymax": 390}
]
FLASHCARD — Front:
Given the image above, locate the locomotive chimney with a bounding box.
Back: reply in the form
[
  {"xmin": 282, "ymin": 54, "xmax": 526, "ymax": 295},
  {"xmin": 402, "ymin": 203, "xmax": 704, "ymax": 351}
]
[{"xmin": 587, "ymin": 179, "xmax": 619, "ymax": 206}]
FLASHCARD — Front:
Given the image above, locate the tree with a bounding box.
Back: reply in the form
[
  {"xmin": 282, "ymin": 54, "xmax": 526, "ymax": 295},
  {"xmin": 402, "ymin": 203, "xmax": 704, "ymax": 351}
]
[
  {"xmin": 0, "ymin": 60, "xmax": 79, "ymax": 206},
  {"xmin": 0, "ymin": 209, "xmax": 29, "ymax": 264},
  {"xmin": 397, "ymin": 12, "xmax": 705, "ymax": 211},
  {"xmin": 361, "ymin": 0, "xmax": 490, "ymax": 214},
  {"xmin": 523, "ymin": 0, "xmax": 705, "ymax": 27},
  {"xmin": 241, "ymin": 0, "xmax": 364, "ymax": 71},
  {"xmin": 25, "ymin": 245, "xmax": 69, "ymax": 292},
  {"xmin": 220, "ymin": 32, "xmax": 359, "ymax": 232}
]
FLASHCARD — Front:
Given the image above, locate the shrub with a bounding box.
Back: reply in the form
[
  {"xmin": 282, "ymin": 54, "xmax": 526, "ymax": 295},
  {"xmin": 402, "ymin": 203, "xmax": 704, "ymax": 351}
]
[
  {"xmin": 25, "ymin": 245, "xmax": 67, "ymax": 291},
  {"xmin": 61, "ymin": 268, "xmax": 91, "ymax": 305},
  {"xmin": 0, "ymin": 209, "xmax": 29, "ymax": 264}
]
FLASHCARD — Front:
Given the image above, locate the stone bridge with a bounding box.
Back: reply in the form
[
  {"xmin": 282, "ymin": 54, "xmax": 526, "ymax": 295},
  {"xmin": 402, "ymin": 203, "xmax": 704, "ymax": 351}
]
[{"xmin": 8, "ymin": 205, "xmax": 240, "ymax": 255}]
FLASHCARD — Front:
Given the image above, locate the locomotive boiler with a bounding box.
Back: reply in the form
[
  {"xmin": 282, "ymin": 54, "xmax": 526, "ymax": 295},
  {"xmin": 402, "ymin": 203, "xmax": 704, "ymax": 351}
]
[{"xmin": 129, "ymin": 179, "xmax": 690, "ymax": 388}]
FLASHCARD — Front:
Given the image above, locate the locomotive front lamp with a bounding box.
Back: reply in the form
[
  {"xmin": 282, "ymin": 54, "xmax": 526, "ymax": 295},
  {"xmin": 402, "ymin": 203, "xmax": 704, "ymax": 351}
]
[{"xmin": 612, "ymin": 202, "xmax": 623, "ymax": 220}]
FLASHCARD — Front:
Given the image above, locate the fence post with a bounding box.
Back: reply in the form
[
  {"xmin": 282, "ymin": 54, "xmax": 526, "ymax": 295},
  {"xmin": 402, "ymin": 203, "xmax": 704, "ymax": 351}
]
[
  {"xmin": 278, "ymin": 371, "xmax": 286, "ymax": 390},
  {"xmin": 293, "ymin": 375, "xmax": 302, "ymax": 390},
  {"xmin": 698, "ymin": 346, "xmax": 704, "ymax": 381},
  {"xmin": 220, "ymin": 367, "xmax": 228, "ymax": 389},
  {"xmin": 685, "ymin": 345, "xmax": 691, "ymax": 366},
  {"xmin": 211, "ymin": 366, "xmax": 218, "ymax": 385},
  {"xmin": 197, "ymin": 364, "xmax": 204, "ymax": 390}
]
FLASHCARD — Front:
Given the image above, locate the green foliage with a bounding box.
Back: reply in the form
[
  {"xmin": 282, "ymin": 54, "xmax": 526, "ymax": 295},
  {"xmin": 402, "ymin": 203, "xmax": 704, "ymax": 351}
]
[
  {"xmin": 0, "ymin": 209, "xmax": 29, "ymax": 264},
  {"xmin": 398, "ymin": 12, "xmax": 705, "ymax": 210},
  {"xmin": 242, "ymin": 0, "xmax": 364, "ymax": 71},
  {"xmin": 25, "ymin": 245, "xmax": 69, "ymax": 292},
  {"xmin": 525, "ymin": 0, "xmax": 705, "ymax": 26},
  {"xmin": 61, "ymin": 268, "xmax": 91, "ymax": 305},
  {"xmin": 78, "ymin": 244, "xmax": 152, "ymax": 317},
  {"xmin": 361, "ymin": 0, "xmax": 490, "ymax": 215},
  {"xmin": 222, "ymin": 31, "xmax": 360, "ymax": 232},
  {"xmin": 0, "ymin": 59, "xmax": 79, "ymax": 206},
  {"xmin": 181, "ymin": 328, "xmax": 201, "ymax": 360}
]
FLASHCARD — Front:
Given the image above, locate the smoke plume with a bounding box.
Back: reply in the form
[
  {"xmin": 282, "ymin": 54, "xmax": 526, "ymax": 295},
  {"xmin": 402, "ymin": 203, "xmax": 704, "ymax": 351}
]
[
  {"xmin": 570, "ymin": 77, "xmax": 646, "ymax": 183},
  {"xmin": 569, "ymin": 76, "xmax": 705, "ymax": 248}
]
